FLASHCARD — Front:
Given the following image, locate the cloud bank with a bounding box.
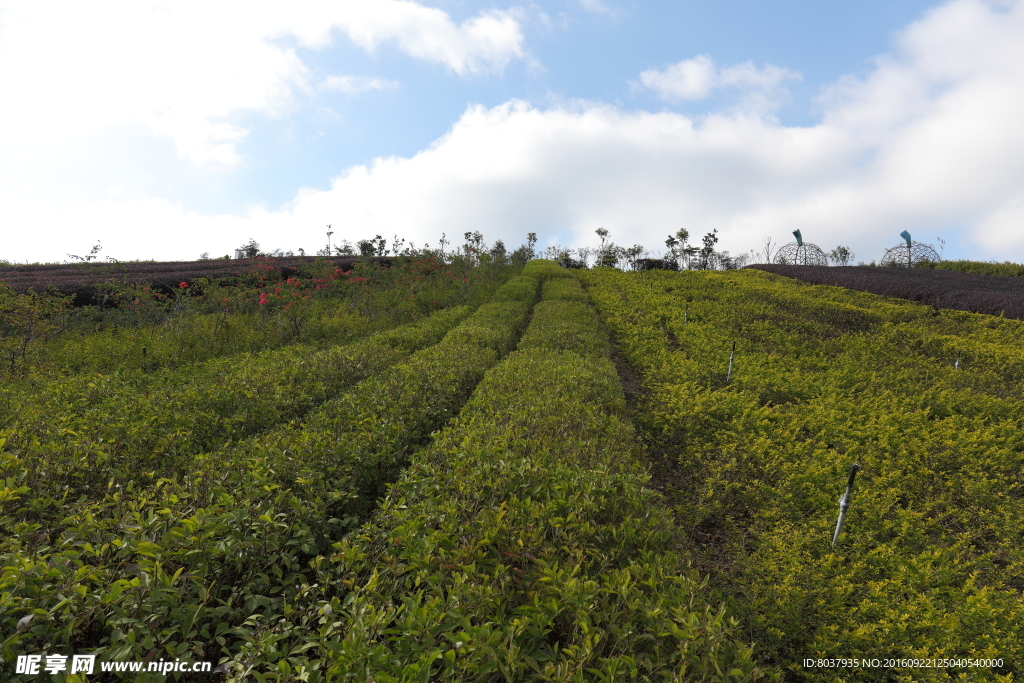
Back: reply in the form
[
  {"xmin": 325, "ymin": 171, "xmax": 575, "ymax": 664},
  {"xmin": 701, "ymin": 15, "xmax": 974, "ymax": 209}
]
[
  {"xmin": 4, "ymin": 0, "xmax": 1024, "ymax": 265},
  {"xmin": 639, "ymin": 55, "xmax": 801, "ymax": 106},
  {"xmin": 320, "ymin": 75, "xmax": 399, "ymax": 94},
  {"xmin": 0, "ymin": 0, "xmax": 525, "ymax": 171}
]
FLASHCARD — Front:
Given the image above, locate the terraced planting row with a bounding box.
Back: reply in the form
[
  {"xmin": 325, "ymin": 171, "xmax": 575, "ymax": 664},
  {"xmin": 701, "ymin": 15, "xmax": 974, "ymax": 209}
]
[
  {"xmin": 582, "ymin": 267, "xmax": 1023, "ymax": 681},
  {"xmin": 219, "ymin": 264, "xmax": 758, "ymax": 681},
  {"xmin": 3, "ymin": 306, "xmax": 473, "ymax": 482},
  {"xmin": 2, "ymin": 251, "xmax": 512, "ymax": 381},
  {"xmin": 2, "ymin": 271, "xmax": 540, "ymax": 675}
]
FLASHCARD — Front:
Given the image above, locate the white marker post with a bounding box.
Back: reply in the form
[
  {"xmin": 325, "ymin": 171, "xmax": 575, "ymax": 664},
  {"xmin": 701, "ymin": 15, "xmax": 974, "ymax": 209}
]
[
  {"xmin": 832, "ymin": 464, "xmax": 860, "ymax": 547},
  {"xmin": 726, "ymin": 341, "xmax": 736, "ymax": 383}
]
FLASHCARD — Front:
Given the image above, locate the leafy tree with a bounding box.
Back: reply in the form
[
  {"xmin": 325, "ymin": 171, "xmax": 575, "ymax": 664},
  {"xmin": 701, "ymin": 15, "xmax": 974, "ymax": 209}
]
[
  {"xmin": 698, "ymin": 229, "xmax": 719, "ymax": 270},
  {"xmin": 356, "ymin": 235, "xmax": 387, "ymax": 257},
  {"xmin": 624, "ymin": 244, "xmax": 645, "ymax": 270},
  {"xmin": 463, "ymin": 231, "xmax": 484, "ymax": 253},
  {"xmin": 238, "ymin": 238, "xmax": 261, "ymax": 259},
  {"xmin": 595, "ymin": 227, "xmax": 621, "ymax": 268},
  {"xmin": 510, "ymin": 232, "xmax": 538, "ymax": 265},
  {"xmin": 665, "ymin": 228, "xmax": 696, "ymax": 270},
  {"xmin": 490, "ymin": 239, "xmax": 507, "ymax": 261},
  {"xmin": 829, "ymin": 245, "xmax": 854, "ymax": 266}
]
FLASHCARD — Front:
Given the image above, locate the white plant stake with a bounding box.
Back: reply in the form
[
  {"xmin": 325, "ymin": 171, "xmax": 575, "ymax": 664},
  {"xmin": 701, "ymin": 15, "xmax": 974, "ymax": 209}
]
[
  {"xmin": 832, "ymin": 464, "xmax": 860, "ymax": 547},
  {"xmin": 726, "ymin": 341, "xmax": 736, "ymax": 383}
]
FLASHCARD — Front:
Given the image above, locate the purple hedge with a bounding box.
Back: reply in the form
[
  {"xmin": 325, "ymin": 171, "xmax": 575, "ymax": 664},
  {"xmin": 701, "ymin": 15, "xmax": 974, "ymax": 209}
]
[
  {"xmin": 0, "ymin": 256, "xmax": 389, "ymax": 303},
  {"xmin": 747, "ymin": 264, "xmax": 1024, "ymax": 321}
]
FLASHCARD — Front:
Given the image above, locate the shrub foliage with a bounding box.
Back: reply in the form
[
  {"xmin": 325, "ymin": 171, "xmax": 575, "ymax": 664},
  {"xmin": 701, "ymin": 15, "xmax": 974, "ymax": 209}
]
[{"xmin": 583, "ymin": 267, "xmax": 1022, "ymax": 681}]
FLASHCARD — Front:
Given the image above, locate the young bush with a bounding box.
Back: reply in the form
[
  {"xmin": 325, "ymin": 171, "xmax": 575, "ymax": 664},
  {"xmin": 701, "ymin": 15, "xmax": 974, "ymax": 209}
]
[
  {"xmin": 221, "ymin": 270, "xmax": 761, "ymax": 682},
  {"xmin": 2, "ymin": 306, "xmax": 475, "ymax": 507},
  {"xmin": 1, "ymin": 273, "xmax": 540, "ymax": 676},
  {"xmin": 582, "ymin": 268, "xmax": 1024, "ymax": 681}
]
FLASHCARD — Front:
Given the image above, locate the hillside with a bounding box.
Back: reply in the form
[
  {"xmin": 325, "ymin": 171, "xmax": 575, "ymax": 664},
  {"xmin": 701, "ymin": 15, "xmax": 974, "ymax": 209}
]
[{"xmin": 2, "ymin": 261, "xmax": 1019, "ymax": 681}]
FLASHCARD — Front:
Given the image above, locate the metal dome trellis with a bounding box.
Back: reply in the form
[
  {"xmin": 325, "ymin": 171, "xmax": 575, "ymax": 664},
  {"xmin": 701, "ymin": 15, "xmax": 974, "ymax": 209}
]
[
  {"xmin": 880, "ymin": 230, "xmax": 941, "ymax": 267},
  {"xmin": 773, "ymin": 229, "xmax": 829, "ymax": 266}
]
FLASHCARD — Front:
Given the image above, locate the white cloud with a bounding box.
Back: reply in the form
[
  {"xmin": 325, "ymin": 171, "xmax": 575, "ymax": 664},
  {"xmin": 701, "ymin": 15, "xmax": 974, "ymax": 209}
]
[
  {"xmin": 5, "ymin": 0, "xmax": 1024, "ymax": 265},
  {"xmin": 320, "ymin": 75, "xmax": 399, "ymax": 94},
  {"xmin": 0, "ymin": 0, "xmax": 525, "ymax": 174},
  {"xmin": 640, "ymin": 54, "xmax": 801, "ymax": 108},
  {"xmin": 575, "ymin": 0, "xmax": 620, "ymax": 18},
  {"xmin": 640, "ymin": 55, "xmax": 718, "ymax": 100},
  {"xmin": 304, "ymin": 3, "xmax": 525, "ymax": 75}
]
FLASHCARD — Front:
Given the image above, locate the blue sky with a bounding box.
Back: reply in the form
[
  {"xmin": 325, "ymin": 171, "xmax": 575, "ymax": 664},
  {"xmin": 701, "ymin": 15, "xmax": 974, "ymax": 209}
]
[{"xmin": 2, "ymin": 0, "xmax": 1022, "ymax": 264}]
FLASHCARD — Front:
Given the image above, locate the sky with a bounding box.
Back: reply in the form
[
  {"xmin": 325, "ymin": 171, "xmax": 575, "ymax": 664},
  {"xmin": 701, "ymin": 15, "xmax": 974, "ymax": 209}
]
[{"xmin": 2, "ymin": 0, "xmax": 1023, "ymax": 265}]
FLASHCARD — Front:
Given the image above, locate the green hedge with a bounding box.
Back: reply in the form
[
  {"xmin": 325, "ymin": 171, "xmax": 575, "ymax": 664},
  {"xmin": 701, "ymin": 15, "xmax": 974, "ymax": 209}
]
[
  {"xmin": 520, "ymin": 259, "xmax": 571, "ymax": 281},
  {"xmin": 582, "ymin": 268, "xmax": 1024, "ymax": 681},
  {"xmin": 540, "ymin": 275, "xmax": 590, "ymax": 302},
  {"xmin": 926, "ymin": 259, "xmax": 1024, "ymax": 278},
  {"xmin": 1, "ymin": 306, "xmax": 475, "ymax": 509},
  {"xmin": 1, "ymin": 275, "xmax": 540, "ymax": 677},
  {"xmin": 222, "ymin": 272, "xmax": 759, "ymax": 681},
  {"xmin": 517, "ymin": 300, "xmax": 609, "ymax": 358}
]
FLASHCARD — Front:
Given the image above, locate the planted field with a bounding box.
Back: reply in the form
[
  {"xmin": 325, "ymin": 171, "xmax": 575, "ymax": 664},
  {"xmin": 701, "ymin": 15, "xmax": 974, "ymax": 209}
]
[
  {"xmin": 3, "ymin": 270, "xmax": 537, "ymax": 676},
  {"xmin": 583, "ymin": 267, "xmax": 1022, "ymax": 681},
  {"xmin": 1, "ymin": 252, "xmax": 502, "ymax": 378},
  {"xmin": 749, "ymin": 264, "xmax": 1024, "ymax": 320},
  {"xmin": 224, "ymin": 266, "xmax": 757, "ymax": 681},
  {"xmin": 0, "ymin": 256, "xmax": 390, "ymax": 299},
  {"xmin": 3, "ymin": 259, "xmax": 1021, "ymax": 681}
]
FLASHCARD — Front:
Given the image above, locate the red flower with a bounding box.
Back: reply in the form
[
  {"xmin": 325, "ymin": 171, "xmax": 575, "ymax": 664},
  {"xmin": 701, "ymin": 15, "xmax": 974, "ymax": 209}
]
[{"xmin": 179, "ymin": 282, "xmax": 188, "ymax": 288}]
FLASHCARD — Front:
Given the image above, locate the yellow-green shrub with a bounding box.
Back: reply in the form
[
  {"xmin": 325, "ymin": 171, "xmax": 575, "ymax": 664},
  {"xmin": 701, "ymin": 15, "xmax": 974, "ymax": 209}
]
[{"xmin": 582, "ymin": 268, "xmax": 1023, "ymax": 681}]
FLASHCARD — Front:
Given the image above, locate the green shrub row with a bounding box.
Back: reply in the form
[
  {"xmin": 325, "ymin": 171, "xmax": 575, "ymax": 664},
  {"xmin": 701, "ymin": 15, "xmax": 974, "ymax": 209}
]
[
  {"xmin": 1, "ymin": 274, "xmax": 540, "ymax": 678},
  {"xmin": 7, "ymin": 253, "xmax": 521, "ymax": 380},
  {"xmin": 1, "ymin": 306, "xmax": 475, "ymax": 514},
  {"xmin": 539, "ymin": 275, "xmax": 591, "ymax": 302},
  {"xmin": 221, "ymin": 270, "xmax": 760, "ymax": 682},
  {"xmin": 925, "ymin": 259, "xmax": 1024, "ymax": 278},
  {"xmin": 581, "ymin": 268, "xmax": 1024, "ymax": 681}
]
